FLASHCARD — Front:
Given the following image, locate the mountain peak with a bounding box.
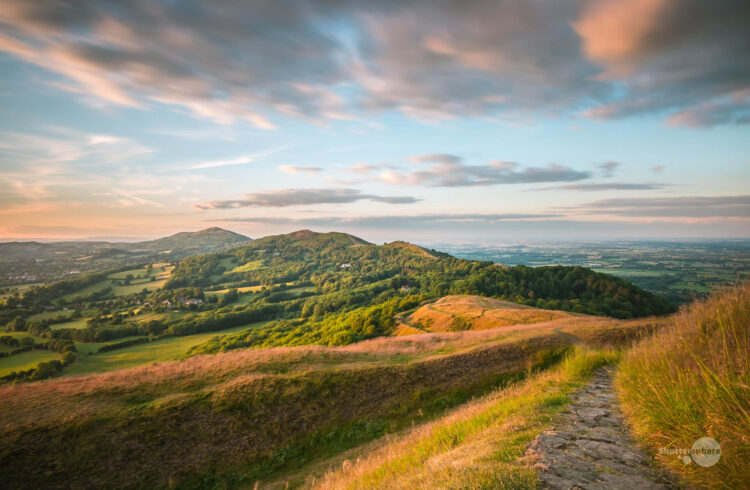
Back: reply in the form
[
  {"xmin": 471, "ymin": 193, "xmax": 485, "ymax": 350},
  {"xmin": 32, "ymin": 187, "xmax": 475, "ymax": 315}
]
[
  {"xmin": 196, "ymin": 227, "xmax": 227, "ymax": 234},
  {"xmin": 290, "ymin": 229, "xmax": 317, "ymax": 238}
]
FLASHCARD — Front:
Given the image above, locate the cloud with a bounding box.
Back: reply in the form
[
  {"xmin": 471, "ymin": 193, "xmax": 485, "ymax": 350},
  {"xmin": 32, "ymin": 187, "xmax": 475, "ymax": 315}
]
[
  {"xmin": 408, "ymin": 154, "xmax": 462, "ymax": 165},
  {"xmin": 0, "ymin": 0, "xmax": 745, "ymax": 127},
  {"xmin": 188, "ymin": 146, "xmax": 288, "ymax": 170},
  {"xmin": 576, "ymin": 0, "xmax": 750, "ymax": 126},
  {"xmin": 190, "ymin": 155, "xmax": 257, "ymax": 170},
  {"xmin": 278, "ymin": 165, "xmax": 323, "ymax": 175},
  {"xmin": 211, "ymin": 213, "xmax": 562, "ymax": 231},
  {"xmin": 346, "ymin": 162, "xmax": 383, "ymax": 174},
  {"xmin": 194, "ymin": 188, "xmax": 420, "ymax": 210},
  {"xmin": 598, "ymin": 161, "xmax": 620, "ymax": 177},
  {"xmin": 209, "ymin": 213, "xmax": 750, "ymax": 240},
  {"xmin": 0, "ymin": 0, "xmax": 350, "ymax": 128},
  {"xmin": 0, "ymin": 129, "xmax": 151, "ymax": 203},
  {"xmin": 536, "ymin": 183, "xmax": 665, "ymax": 192},
  {"xmin": 377, "ymin": 154, "xmax": 590, "ymax": 187},
  {"xmin": 576, "ymin": 195, "xmax": 750, "ymax": 218}
]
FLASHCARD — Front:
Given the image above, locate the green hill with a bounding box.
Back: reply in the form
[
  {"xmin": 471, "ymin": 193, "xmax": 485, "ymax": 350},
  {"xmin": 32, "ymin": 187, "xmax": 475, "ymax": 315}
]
[
  {"xmin": 0, "ymin": 227, "xmax": 251, "ymax": 286},
  {"xmin": 127, "ymin": 227, "xmax": 251, "ymax": 254}
]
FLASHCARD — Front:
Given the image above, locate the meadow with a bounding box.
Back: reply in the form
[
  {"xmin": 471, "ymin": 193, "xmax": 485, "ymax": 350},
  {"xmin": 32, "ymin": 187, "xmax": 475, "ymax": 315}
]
[{"xmin": 64, "ymin": 320, "xmax": 268, "ymax": 375}]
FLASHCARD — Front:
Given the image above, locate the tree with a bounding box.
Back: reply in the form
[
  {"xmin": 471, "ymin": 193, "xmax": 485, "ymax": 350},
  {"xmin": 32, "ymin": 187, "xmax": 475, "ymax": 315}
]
[
  {"xmin": 62, "ymin": 351, "xmax": 77, "ymax": 365},
  {"xmin": 8, "ymin": 316, "xmax": 26, "ymax": 332}
]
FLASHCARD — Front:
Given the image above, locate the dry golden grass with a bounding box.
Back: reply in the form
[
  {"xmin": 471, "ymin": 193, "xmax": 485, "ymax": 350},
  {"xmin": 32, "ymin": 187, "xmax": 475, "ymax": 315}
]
[
  {"xmin": 617, "ymin": 283, "xmax": 750, "ymax": 488},
  {"xmin": 408, "ymin": 295, "xmax": 567, "ymax": 332}
]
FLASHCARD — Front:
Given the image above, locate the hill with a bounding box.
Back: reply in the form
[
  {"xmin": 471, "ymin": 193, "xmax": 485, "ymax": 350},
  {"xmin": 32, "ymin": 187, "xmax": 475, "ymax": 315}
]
[
  {"xmin": 0, "ymin": 230, "xmax": 674, "ymax": 380},
  {"xmin": 397, "ymin": 295, "xmax": 571, "ymax": 334},
  {"xmin": 0, "ymin": 227, "xmax": 251, "ymax": 286},
  {"xmin": 0, "ymin": 311, "xmax": 667, "ymax": 488},
  {"xmin": 127, "ymin": 227, "xmax": 251, "ymax": 254}
]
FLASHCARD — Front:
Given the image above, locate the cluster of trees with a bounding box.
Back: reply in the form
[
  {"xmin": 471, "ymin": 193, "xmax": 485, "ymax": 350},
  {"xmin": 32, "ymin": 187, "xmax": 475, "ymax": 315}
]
[
  {"xmin": 1, "ymin": 355, "xmax": 77, "ymax": 383},
  {"xmin": 97, "ymin": 337, "xmax": 149, "ymax": 353},
  {"xmin": 0, "ymin": 334, "xmax": 77, "ymax": 383}
]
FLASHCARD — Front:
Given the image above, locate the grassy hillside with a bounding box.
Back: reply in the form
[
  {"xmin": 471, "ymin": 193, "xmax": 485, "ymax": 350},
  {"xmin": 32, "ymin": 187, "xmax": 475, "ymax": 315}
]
[
  {"xmin": 313, "ymin": 348, "xmax": 620, "ymax": 489},
  {"xmin": 617, "ymin": 283, "xmax": 750, "ymax": 488},
  {"xmin": 0, "ymin": 230, "xmax": 674, "ymax": 383},
  {"xmin": 402, "ymin": 295, "xmax": 567, "ymax": 332},
  {"xmin": 0, "ymin": 227, "xmax": 250, "ymax": 287},
  {"xmin": 0, "ymin": 314, "xmax": 659, "ymax": 489},
  {"xmin": 130, "ymin": 227, "xmax": 251, "ymax": 254}
]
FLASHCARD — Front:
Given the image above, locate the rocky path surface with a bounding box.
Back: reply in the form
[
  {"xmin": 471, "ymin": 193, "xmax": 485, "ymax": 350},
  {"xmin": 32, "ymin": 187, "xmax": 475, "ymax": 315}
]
[{"xmin": 525, "ymin": 367, "xmax": 676, "ymax": 489}]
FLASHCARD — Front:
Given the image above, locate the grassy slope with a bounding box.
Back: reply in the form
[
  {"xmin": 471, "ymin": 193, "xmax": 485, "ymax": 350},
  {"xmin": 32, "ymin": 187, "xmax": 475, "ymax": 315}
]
[
  {"xmin": 0, "ymin": 313, "xmax": 663, "ymax": 489},
  {"xmin": 404, "ymin": 295, "xmax": 568, "ymax": 332},
  {"xmin": 617, "ymin": 283, "xmax": 750, "ymax": 488},
  {"xmin": 60, "ymin": 264, "xmax": 172, "ymax": 301},
  {"xmin": 0, "ymin": 350, "xmax": 61, "ymax": 377},
  {"xmin": 64, "ymin": 321, "xmax": 268, "ymax": 375},
  {"xmin": 312, "ymin": 348, "xmax": 619, "ymax": 489}
]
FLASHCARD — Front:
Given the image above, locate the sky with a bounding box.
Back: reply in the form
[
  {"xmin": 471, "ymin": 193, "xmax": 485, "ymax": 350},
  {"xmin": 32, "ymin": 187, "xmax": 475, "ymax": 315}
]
[{"xmin": 0, "ymin": 0, "xmax": 748, "ymax": 244}]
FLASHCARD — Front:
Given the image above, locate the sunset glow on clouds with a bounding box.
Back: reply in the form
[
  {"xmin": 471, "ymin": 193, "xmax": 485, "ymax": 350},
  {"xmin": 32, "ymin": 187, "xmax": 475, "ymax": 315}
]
[{"xmin": 0, "ymin": 0, "xmax": 748, "ymax": 241}]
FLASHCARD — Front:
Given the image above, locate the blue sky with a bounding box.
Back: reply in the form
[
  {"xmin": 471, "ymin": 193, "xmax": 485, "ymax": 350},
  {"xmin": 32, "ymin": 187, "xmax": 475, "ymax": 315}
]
[{"xmin": 0, "ymin": 0, "xmax": 748, "ymax": 243}]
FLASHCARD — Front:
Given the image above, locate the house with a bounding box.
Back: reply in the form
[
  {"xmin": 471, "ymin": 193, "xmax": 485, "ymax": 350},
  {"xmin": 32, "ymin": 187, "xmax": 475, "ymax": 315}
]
[
  {"xmin": 185, "ymin": 298, "xmax": 203, "ymax": 305},
  {"xmin": 400, "ymin": 285, "xmax": 412, "ymax": 292},
  {"xmin": 161, "ymin": 300, "xmax": 171, "ymax": 307},
  {"xmin": 340, "ymin": 263, "xmax": 352, "ymax": 269}
]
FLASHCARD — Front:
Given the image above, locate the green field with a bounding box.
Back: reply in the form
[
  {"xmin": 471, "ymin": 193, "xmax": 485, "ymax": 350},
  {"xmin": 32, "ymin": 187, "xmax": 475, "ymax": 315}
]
[
  {"xmin": 74, "ymin": 336, "xmax": 148, "ymax": 356},
  {"xmin": 49, "ymin": 318, "xmax": 89, "ymax": 330},
  {"xmin": 229, "ymin": 259, "xmax": 264, "ymax": 273},
  {"xmin": 61, "ymin": 266, "xmax": 172, "ymax": 301},
  {"xmin": 108, "ymin": 267, "xmax": 150, "ymax": 280},
  {"xmin": 0, "ymin": 283, "xmax": 40, "ymax": 299},
  {"xmin": 592, "ymin": 268, "xmax": 664, "ymax": 278},
  {"xmin": 28, "ymin": 309, "xmax": 74, "ymax": 322},
  {"xmin": 64, "ymin": 321, "xmax": 268, "ymax": 375},
  {"xmin": 2, "ymin": 330, "xmax": 51, "ymax": 344},
  {"xmin": 0, "ymin": 350, "xmax": 61, "ymax": 376}
]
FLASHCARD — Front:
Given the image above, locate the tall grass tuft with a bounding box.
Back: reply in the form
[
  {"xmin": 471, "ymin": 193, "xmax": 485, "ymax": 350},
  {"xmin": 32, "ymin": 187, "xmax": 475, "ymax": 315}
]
[{"xmin": 617, "ymin": 283, "xmax": 750, "ymax": 488}]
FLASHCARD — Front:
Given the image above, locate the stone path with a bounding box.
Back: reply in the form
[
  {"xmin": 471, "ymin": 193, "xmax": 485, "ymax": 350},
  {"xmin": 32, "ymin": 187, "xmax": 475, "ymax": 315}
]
[{"xmin": 525, "ymin": 367, "xmax": 676, "ymax": 489}]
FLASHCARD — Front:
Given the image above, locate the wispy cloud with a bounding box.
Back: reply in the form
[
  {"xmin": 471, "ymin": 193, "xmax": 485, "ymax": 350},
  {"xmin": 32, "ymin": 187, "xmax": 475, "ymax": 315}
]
[
  {"xmin": 188, "ymin": 146, "xmax": 288, "ymax": 170},
  {"xmin": 598, "ymin": 161, "xmax": 620, "ymax": 177},
  {"xmin": 0, "ymin": 129, "xmax": 151, "ymax": 204},
  {"xmin": 535, "ymin": 183, "xmax": 666, "ymax": 192},
  {"xmin": 278, "ymin": 165, "xmax": 323, "ymax": 175},
  {"xmin": 373, "ymin": 154, "xmax": 591, "ymax": 187},
  {"xmin": 574, "ymin": 195, "xmax": 750, "ymax": 218},
  {"xmin": 194, "ymin": 188, "xmax": 420, "ymax": 210}
]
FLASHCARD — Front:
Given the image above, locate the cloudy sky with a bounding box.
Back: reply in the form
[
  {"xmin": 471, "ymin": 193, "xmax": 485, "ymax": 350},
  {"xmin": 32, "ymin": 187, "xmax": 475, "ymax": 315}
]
[{"xmin": 0, "ymin": 0, "xmax": 748, "ymax": 243}]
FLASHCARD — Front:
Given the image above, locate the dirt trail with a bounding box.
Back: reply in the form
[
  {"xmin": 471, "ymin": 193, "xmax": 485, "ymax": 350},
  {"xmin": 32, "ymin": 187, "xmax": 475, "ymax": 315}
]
[{"xmin": 526, "ymin": 367, "xmax": 676, "ymax": 489}]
